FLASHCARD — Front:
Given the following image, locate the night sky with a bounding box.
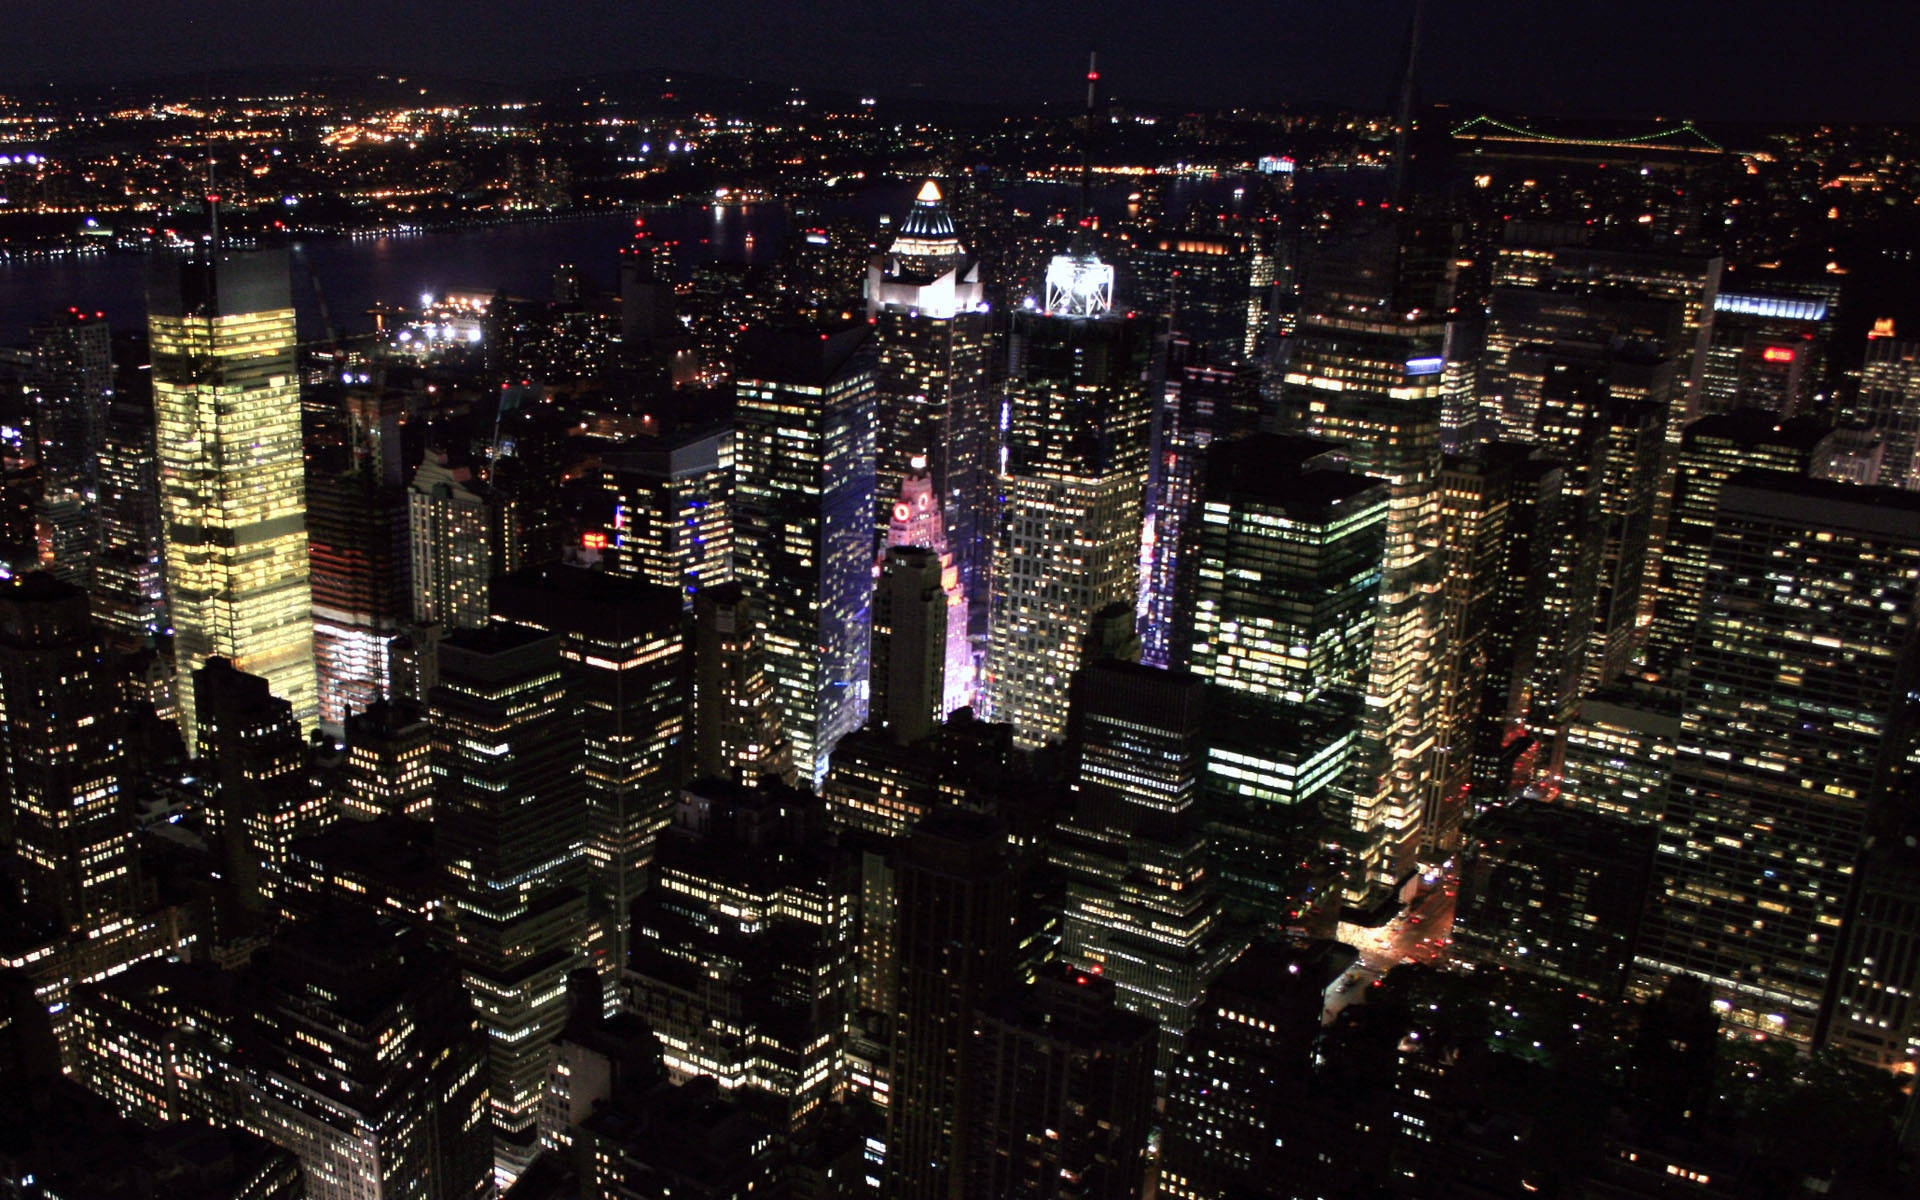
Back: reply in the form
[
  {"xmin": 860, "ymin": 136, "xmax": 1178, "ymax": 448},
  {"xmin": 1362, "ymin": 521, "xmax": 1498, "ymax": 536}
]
[{"xmin": 3, "ymin": 0, "xmax": 1917, "ymax": 121}]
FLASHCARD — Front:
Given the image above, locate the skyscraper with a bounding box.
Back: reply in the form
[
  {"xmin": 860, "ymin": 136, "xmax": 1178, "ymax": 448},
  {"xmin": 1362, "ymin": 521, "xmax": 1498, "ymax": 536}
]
[
  {"xmin": 690, "ymin": 581, "xmax": 791, "ymax": 786},
  {"xmin": 884, "ymin": 458, "xmax": 973, "ymax": 716},
  {"xmin": 429, "ymin": 624, "xmax": 587, "ymax": 1183},
  {"xmin": 964, "ymin": 966, "xmax": 1157, "ymax": 1200},
  {"xmin": 623, "ymin": 778, "xmax": 857, "ymax": 1130},
  {"xmin": 866, "ymin": 180, "xmax": 993, "ymax": 622},
  {"xmin": 1634, "ymin": 474, "xmax": 1920, "ymax": 1042},
  {"xmin": 1181, "ymin": 434, "xmax": 1387, "ymax": 907},
  {"xmin": 91, "ymin": 389, "xmax": 168, "ymax": 648},
  {"xmin": 1051, "ymin": 660, "xmax": 1232, "ymax": 1073},
  {"xmin": 734, "ymin": 325, "xmax": 877, "ymax": 788},
  {"xmin": 889, "ymin": 808, "xmax": 1019, "ymax": 1200},
  {"xmin": 150, "ymin": 249, "xmax": 316, "ymax": 745},
  {"xmin": 237, "ymin": 914, "xmax": 493, "ymax": 1200},
  {"xmin": 872, "ymin": 545, "xmax": 949, "ymax": 746},
  {"xmin": 1140, "ymin": 347, "xmax": 1261, "ymax": 668},
  {"xmin": 987, "ymin": 296, "xmax": 1153, "ymax": 749},
  {"xmin": 1281, "ymin": 312, "xmax": 1447, "ymax": 901},
  {"xmin": 599, "ymin": 427, "xmax": 734, "ymax": 609},
  {"xmin": 1844, "ymin": 333, "xmax": 1920, "ymax": 488},
  {"xmin": 408, "ymin": 454, "xmax": 496, "ymax": 632},
  {"xmin": 28, "ymin": 309, "xmax": 112, "ymax": 586},
  {"xmin": 0, "ymin": 574, "xmax": 134, "ymax": 931},
  {"xmin": 491, "ymin": 565, "xmax": 688, "ymax": 1003},
  {"xmin": 308, "ymin": 456, "xmax": 409, "ymax": 731},
  {"xmin": 196, "ymin": 656, "xmax": 328, "ymax": 916}
]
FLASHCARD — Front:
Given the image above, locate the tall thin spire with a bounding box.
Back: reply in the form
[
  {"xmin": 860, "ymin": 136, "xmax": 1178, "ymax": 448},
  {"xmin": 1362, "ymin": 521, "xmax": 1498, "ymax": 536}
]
[
  {"xmin": 1079, "ymin": 49, "xmax": 1099, "ymax": 229},
  {"xmin": 1390, "ymin": 0, "xmax": 1426, "ymax": 209},
  {"xmin": 206, "ymin": 154, "xmax": 221, "ymax": 259}
]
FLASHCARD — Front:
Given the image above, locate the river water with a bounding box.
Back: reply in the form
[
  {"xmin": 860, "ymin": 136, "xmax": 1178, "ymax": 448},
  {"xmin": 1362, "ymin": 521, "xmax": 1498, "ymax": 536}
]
[{"xmin": 0, "ymin": 177, "xmax": 1259, "ymax": 346}]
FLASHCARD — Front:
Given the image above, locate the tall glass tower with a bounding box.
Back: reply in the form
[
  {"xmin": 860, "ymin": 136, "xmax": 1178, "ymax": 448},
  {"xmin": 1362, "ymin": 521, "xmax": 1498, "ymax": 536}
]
[
  {"xmin": 986, "ymin": 265, "xmax": 1152, "ymax": 749},
  {"xmin": 149, "ymin": 249, "xmax": 316, "ymax": 745},
  {"xmin": 734, "ymin": 325, "xmax": 877, "ymax": 788}
]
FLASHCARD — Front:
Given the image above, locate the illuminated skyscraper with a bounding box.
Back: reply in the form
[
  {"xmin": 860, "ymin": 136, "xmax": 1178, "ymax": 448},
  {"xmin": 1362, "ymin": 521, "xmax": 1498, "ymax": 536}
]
[
  {"xmin": 0, "ymin": 574, "xmax": 134, "ymax": 931},
  {"xmin": 307, "ymin": 460, "xmax": 408, "ymax": 732},
  {"xmin": 196, "ymin": 656, "xmax": 329, "ymax": 917},
  {"xmin": 92, "ymin": 390, "xmax": 168, "ymax": 648},
  {"xmin": 1127, "ymin": 229, "xmax": 1277, "ymax": 363},
  {"xmin": 866, "ymin": 180, "xmax": 993, "ymax": 622},
  {"xmin": 623, "ymin": 778, "xmax": 856, "ymax": 1130},
  {"xmin": 492, "ymin": 565, "xmax": 687, "ymax": 1004},
  {"xmin": 1180, "ymin": 433, "xmax": 1384, "ymax": 908},
  {"xmin": 408, "ymin": 454, "xmax": 496, "ymax": 632},
  {"xmin": 27, "ymin": 309, "xmax": 112, "ymax": 586},
  {"xmin": 341, "ymin": 700, "xmax": 432, "ymax": 820},
  {"xmin": 987, "ymin": 283, "xmax": 1152, "ymax": 749},
  {"xmin": 599, "ymin": 427, "xmax": 733, "ymax": 609},
  {"xmin": 734, "ymin": 325, "xmax": 877, "ymax": 788},
  {"xmin": 690, "ymin": 581, "xmax": 791, "ymax": 786},
  {"xmin": 1645, "ymin": 410, "xmax": 1825, "ymax": 682},
  {"xmin": 429, "ymin": 624, "xmax": 587, "ymax": 1184},
  {"xmin": 1051, "ymin": 660, "xmax": 1233, "ymax": 1074},
  {"xmin": 1699, "ymin": 288, "xmax": 1833, "ymax": 419},
  {"xmin": 1634, "ymin": 474, "xmax": 1920, "ymax": 1042},
  {"xmin": 238, "ymin": 914, "xmax": 493, "ymax": 1200},
  {"xmin": 1282, "ymin": 312, "xmax": 1447, "ymax": 901},
  {"xmin": 149, "ymin": 249, "xmax": 316, "ymax": 745},
  {"xmin": 1140, "ymin": 344, "xmax": 1261, "ymax": 668},
  {"xmin": 1843, "ymin": 333, "xmax": 1920, "ymax": 488},
  {"xmin": 881, "ymin": 460, "xmax": 972, "ymax": 719}
]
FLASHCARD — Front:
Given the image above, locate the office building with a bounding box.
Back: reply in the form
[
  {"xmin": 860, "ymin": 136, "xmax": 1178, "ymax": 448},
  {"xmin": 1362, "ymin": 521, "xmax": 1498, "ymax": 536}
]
[
  {"xmin": 1452, "ymin": 800, "xmax": 1655, "ymax": 999},
  {"xmin": 872, "ymin": 545, "xmax": 948, "ymax": 746},
  {"xmin": 987, "ymin": 294, "xmax": 1153, "ymax": 749},
  {"xmin": 1699, "ymin": 288, "xmax": 1832, "ymax": 419},
  {"xmin": 1140, "ymin": 348, "xmax": 1262, "ymax": 668},
  {"xmin": 1127, "ymin": 228, "xmax": 1277, "ymax": 364},
  {"xmin": 196, "ymin": 656, "xmax": 329, "ymax": 915},
  {"xmin": 92, "ymin": 390, "xmax": 169, "ymax": 647},
  {"xmin": 1159, "ymin": 940, "xmax": 1357, "ymax": 1200},
  {"xmin": 734, "ymin": 325, "xmax": 877, "ymax": 788},
  {"xmin": 150, "ymin": 249, "xmax": 316, "ymax": 744},
  {"xmin": 964, "ymin": 966, "xmax": 1157, "ymax": 1200},
  {"xmin": 690, "ymin": 581, "xmax": 791, "ymax": 786},
  {"xmin": 624, "ymin": 779, "xmax": 857, "ymax": 1130},
  {"xmin": 599, "ymin": 427, "xmax": 733, "ymax": 609},
  {"xmin": 0, "ymin": 574, "xmax": 135, "ymax": 930},
  {"xmin": 1843, "ymin": 333, "xmax": 1920, "ymax": 488},
  {"xmin": 1646, "ymin": 410, "xmax": 1826, "ymax": 681},
  {"xmin": 1051, "ymin": 661, "xmax": 1233, "ymax": 1073},
  {"xmin": 492, "ymin": 565, "xmax": 688, "ymax": 1004},
  {"xmin": 308, "ymin": 459, "xmax": 410, "ymax": 731},
  {"xmin": 408, "ymin": 454, "xmax": 497, "ymax": 632},
  {"xmin": 1634, "ymin": 474, "xmax": 1920, "ymax": 1041},
  {"xmin": 237, "ymin": 914, "xmax": 492, "ymax": 1200},
  {"xmin": 1559, "ymin": 685, "xmax": 1679, "ymax": 825},
  {"xmin": 340, "ymin": 700, "xmax": 433, "ymax": 820},
  {"xmin": 866, "ymin": 180, "xmax": 994, "ymax": 623},
  {"xmin": 429, "ymin": 624, "xmax": 588, "ymax": 1183},
  {"xmin": 889, "ymin": 808, "xmax": 1020, "ymax": 1200},
  {"xmin": 1281, "ymin": 311, "xmax": 1448, "ymax": 900}
]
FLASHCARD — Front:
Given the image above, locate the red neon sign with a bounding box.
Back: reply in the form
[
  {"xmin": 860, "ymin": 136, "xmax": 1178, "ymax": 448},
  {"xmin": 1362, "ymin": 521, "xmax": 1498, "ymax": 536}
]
[
  {"xmin": 581, "ymin": 531, "xmax": 609, "ymax": 550},
  {"xmin": 1762, "ymin": 346, "xmax": 1795, "ymax": 363}
]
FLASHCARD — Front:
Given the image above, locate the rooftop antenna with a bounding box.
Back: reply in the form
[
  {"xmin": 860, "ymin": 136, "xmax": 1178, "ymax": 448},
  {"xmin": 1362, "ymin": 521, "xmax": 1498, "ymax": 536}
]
[
  {"xmin": 1389, "ymin": 0, "xmax": 1427, "ymax": 210},
  {"xmin": 1079, "ymin": 49, "xmax": 1098, "ymax": 230},
  {"xmin": 206, "ymin": 155, "xmax": 222, "ymax": 259}
]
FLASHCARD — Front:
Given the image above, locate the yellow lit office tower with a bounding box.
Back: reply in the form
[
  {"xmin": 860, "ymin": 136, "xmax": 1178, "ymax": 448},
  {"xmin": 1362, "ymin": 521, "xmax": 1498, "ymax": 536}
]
[
  {"xmin": 986, "ymin": 258, "xmax": 1152, "ymax": 750},
  {"xmin": 1281, "ymin": 313, "xmax": 1447, "ymax": 904},
  {"xmin": 149, "ymin": 250, "xmax": 316, "ymax": 748}
]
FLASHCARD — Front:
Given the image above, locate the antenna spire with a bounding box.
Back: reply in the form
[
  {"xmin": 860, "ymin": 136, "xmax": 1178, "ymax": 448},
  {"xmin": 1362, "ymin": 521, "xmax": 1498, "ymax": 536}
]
[
  {"xmin": 1079, "ymin": 49, "xmax": 1098, "ymax": 229},
  {"xmin": 1390, "ymin": 0, "xmax": 1426, "ymax": 209},
  {"xmin": 206, "ymin": 155, "xmax": 222, "ymax": 259}
]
